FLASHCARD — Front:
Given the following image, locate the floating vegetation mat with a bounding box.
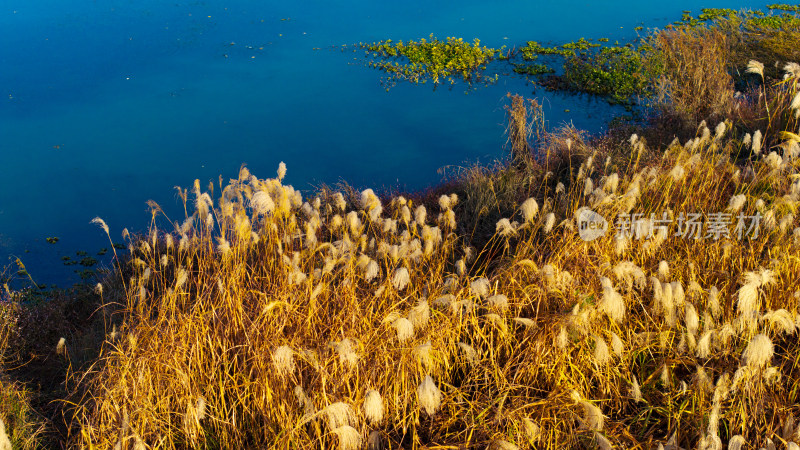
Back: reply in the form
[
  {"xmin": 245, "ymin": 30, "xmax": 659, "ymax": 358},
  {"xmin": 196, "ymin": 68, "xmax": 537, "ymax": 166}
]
[
  {"xmin": 354, "ymin": 5, "xmax": 800, "ymax": 106},
  {"xmin": 358, "ymin": 34, "xmax": 501, "ymax": 89}
]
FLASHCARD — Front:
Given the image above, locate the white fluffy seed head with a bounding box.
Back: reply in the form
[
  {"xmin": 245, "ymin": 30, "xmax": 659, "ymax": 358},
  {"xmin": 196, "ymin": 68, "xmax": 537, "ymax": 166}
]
[
  {"xmin": 520, "ymin": 198, "xmax": 539, "ymax": 223},
  {"xmin": 542, "ymin": 212, "xmax": 556, "ymax": 234},
  {"xmin": 433, "ymin": 294, "xmax": 455, "ymax": 308},
  {"xmin": 323, "ymin": 402, "xmax": 357, "ymax": 430},
  {"xmin": 556, "ymin": 326, "xmax": 569, "ymax": 349},
  {"xmin": 331, "ymin": 425, "xmax": 361, "ymax": 450},
  {"xmin": 488, "ymin": 440, "xmax": 519, "ymax": 450},
  {"xmin": 408, "ymin": 300, "xmax": 430, "ymax": 329},
  {"xmin": 277, "ymin": 162, "xmax": 287, "ymax": 181},
  {"xmin": 360, "ymin": 189, "xmax": 378, "ymax": 210},
  {"xmin": 392, "ymin": 267, "xmax": 410, "ymax": 291},
  {"xmin": 413, "ymin": 341, "xmax": 433, "ymax": 368},
  {"xmin": 614, "ymin": 235, "xmax": 629, "ymax": 257},
  {"xmin": 272, "ymin": 345, "xmax": 295, "ymax": 376},
  {"xmin": 251, "ymin": 191, "xmax": 275, "ymax": 216},
  {"xmin": 584, "ymin": 177, "xmax": 594, "ymax": 196},
  {"xmin": 578, "ymin": 399, "xmax": 604, "ymax": 431},
  {"xmin": 332, "ymin": 339, "xmax": 359, "ymax": 368},
  {"xmin": 414, "ymin": 205, "xmax": 427, "ymax": 225},
  {"xmin": 670, "ymin": 164, "xmax": 685, "ymax": 181},
  {"xmin": 486, "ymin": 294, "xmax": 509, "ymax": 312},
  {"xmin": 728, "ymin": 435, "xmax": 745, "ymax": 450},
  {"xmin": 630, "ymin": 376, "xmax": 642, "ymax": 402},
  {"xmin": 595, "ymin": 432, "xmax": 612, "ymax": 450},
  {"xmin": 0, "ymin": 418, "xmax": 11, "ymax": 450},
  {"xmin": 685, "ymin": 303, "xmax": 699, "ymax": 335},
  {"xmin": 697, "ymin": 331, "xmax": 713, "ymax": 359},
  {"xmin": 742, "ymin": 333, "xmax": 773, "ymax": 368},
  {"xmin": 752, "ymin": 129, "xmax": 763, "ymax": 155},
  {"xmin": 457, "ymin": 342, "xmax": 478, "ymax": 364},
  {"xmin": 604, "ymin": 173, "xmax": 620, "ymax": 193},
  {"xmin": 521, "ymin": 417, "xmax": 540, "ymax": 443},
  {"xmin": 438, "ymin": 195, "xmax": 451, "ymax": 210},
  {"xmin": 737, "ymin": 282, "xmax": 760, "ymax": 317},
  {"xmin": 610, "ymin": 332, "xmax": 624, "ymax": 358},
  {"xmin": 714, "ymin": 121, "xmax": 726, "ymax": 140},
  {"xmin": 362, "ymin": 390, "xmax": 384, "ymax": 424},
  {"xmin": 600, "ymin": 286, "xmax": 626, "ymax": 323},
  {"xmin": 91, "ymin": 217, "xmax": 110, "ymax": 235},
  {"xmin": 392, "ymin": 318, "xmax": 414, "ymax": 342},
  {"xmin": 671, "ymin": 281, "xmax": 685, "ymax": 307},
  {"xmin": 791, "ymin": 91, "xmax": 800, "ymax": 111},
  {"xmin": 175, "ymin": 268, "xmax": 188, "ymax": 290},
  {"xmin": 727, "ymin": 194, "xmax": 747, "ymax": 213},
  {"xmin": 746, "ymin": 59, "xmax": 765, "ymax": 77},
  {"xmin": 364, "ymin": 260, "xmax": 379, "ymax": 282},
  {"xmin": 658, "ymin": 261, "xmax": 670, "ymax": 281},
  {"xmin": 784, "ymin": 61, "xmax": 800, "ymax": 78},
  {"xmin": 417, "ymin": 375, "xmax": 442, "ymax": 415},
  {"xmin": 513, "ymin": 317, "xmax": 536, "ymax": 328},
  {"xmin": 707, "ymin": 286, "xmax": 721, "ymax": 318},
  {"xmin": 593, "ymin": 335, "xmax": 611, "ymax": 366},
  {"xmin": 470, "ymin": 277, "xmax": 490, "ymax": 298},
  {"xmin": 56, "ymin": 337, "xmax": 66, "ymax": 355},
  {"xmin": 763, "ymin": 309, "xmax": 796, "ymax": 335},
  {"xmin": 495, "ymin": 218, "xmax": 517, "ymax": 237}
]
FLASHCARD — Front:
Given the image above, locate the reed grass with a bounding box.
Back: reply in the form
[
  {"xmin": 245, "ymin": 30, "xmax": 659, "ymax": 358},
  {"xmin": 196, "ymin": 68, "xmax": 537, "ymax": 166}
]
[
  {"xmin": 0, "ymin": 15, "xmax": 799, "ymax": 450},
  {"xmin": 54, "ymin": 75, "xmax": 798, "ymax": 447}
]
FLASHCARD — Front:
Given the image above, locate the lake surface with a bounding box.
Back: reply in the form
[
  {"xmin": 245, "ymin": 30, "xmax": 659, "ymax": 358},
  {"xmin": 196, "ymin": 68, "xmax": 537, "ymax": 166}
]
[{"xmin": 0, "ymin": 0, "xmax": 767, "ymax": 286}]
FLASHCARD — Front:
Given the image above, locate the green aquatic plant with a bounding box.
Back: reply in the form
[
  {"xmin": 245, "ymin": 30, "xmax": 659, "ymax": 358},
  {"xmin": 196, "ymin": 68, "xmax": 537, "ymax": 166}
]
[
  {"xmin": 561, "ymin": 45, "xmax": 661, "ymax": 105},
  {"xmin": 512, "ymin": 63, "xmax": 554, "ymax": 76},
  {"xmin": 359, "ymin": 34, "xmax": 501, "ymax": 88},
  {"xmin": 79, "ymin": 257, "xmax": 97, "ymax": 267},
  {"xmin": 74, "ymin": 269, "xmax": 95, "ymax": 281},
  {"xmin": 513, "ymin": 36, "xmax": 660, "ymax": 105},
  {"xmin": 519, "ymin": 40, "xmax": 573, "ymax": 59},
  {"xmin": 561, "ymin": 37, "xmax": 602, "ymax": 51},
  {"xmin": 354, "ymin": 5, "xmax": 798, "ymax": 107}
]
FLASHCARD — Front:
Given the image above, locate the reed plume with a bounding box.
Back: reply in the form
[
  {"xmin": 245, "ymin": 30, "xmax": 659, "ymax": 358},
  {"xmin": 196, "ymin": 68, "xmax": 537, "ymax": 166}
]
[
  {"xmin": 417, "ymin": 375, "xmax": 442, "ymax": 416},
  {"xmin": 362, "ymin": 390, "xmax": 383, "ymax": 424}
]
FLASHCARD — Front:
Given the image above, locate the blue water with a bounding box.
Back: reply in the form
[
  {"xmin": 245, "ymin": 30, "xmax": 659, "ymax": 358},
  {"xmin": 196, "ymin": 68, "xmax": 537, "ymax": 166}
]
[{"xmin": 0, "ymin": 0, "xmax": 767, "ymax": 286}]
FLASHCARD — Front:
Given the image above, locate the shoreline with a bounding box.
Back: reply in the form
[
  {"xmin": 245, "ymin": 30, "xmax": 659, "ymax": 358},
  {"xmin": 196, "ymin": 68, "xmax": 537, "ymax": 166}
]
[{"xmin": 1, "ymin": 6, "xmax": 799, "ymax": 448}]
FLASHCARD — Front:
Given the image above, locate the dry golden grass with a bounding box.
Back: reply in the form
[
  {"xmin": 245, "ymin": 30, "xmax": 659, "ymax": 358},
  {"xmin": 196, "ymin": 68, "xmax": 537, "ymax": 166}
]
[
  {"xmin": 0, "ymin": 21, "xmax": 799, "ymax": 449},
  {"xmin": 58, "ymin": 79, "xmax": 800, "ymax": 448},
  {"xmin": 652, "ymin": 27, "xmax": 736, "ymax": 124}
]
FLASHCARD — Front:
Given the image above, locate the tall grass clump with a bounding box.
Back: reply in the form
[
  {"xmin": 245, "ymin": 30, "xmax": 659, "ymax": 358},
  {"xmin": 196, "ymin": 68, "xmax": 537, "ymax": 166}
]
[
  {"xmin": 63, "ymin": 79, "xmax": 800, "ymax": 449},
  {"xmin": 0, "ymin": 10, "xmax": 797, "ymax": 447}
]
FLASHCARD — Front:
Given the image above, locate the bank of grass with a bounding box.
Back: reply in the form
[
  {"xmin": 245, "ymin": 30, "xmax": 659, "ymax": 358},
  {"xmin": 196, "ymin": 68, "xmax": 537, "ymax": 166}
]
[
  {"xmin": 0, "ymin": 10, "xmax": 800, "ymax": 450},
  {"xmin": 69, "ymin": 93, "xmax": 800, "ymax": 448}
]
